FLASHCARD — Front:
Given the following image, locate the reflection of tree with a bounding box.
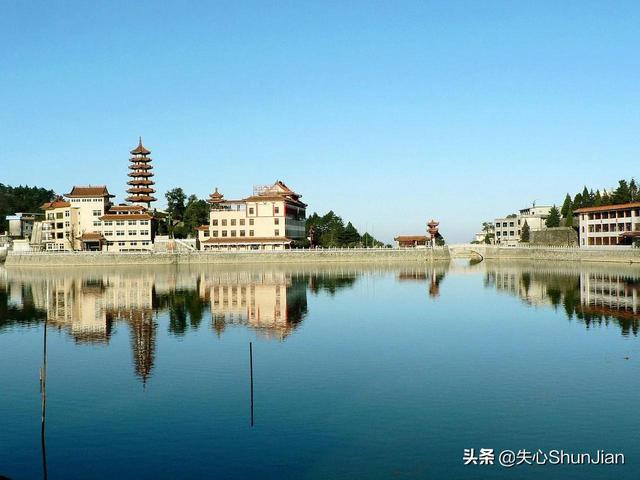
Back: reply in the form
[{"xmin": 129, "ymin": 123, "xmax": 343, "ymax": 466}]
[
  {"xmin": 307, "ymin": 275, "xmax": 357, "ymax": 295},
  {"xmin": 0, "ymin": 284, "xmax": 46, "ymax": 329},
  {"xmin": 154, "ymin": 286, "xmax": 206, "ymax": 336}
]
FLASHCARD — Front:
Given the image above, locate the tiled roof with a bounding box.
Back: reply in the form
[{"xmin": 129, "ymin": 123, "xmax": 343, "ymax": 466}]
[
  {"xmin": 65, "ymin": 186, "xmax": 114, "ymax": 198},
  {"xmin": 130, "ymin": 137, "xmax": 151, "ymax": 155},
  {"xmin": 80, "ymin": 232, "xmax": 104, "ymax": 241},
  {"xmin": 202, "ymin": 237, "xmax": 292, "ymax": 244},
  {"xmin": 574, "ymin": 202, "xmax": 640, "ymax": 214},
  {"xmin": 394, "ymin": 236, "xmax": 428, "ymax": 242},
  {"xmin": 99, "ymin": 214, "xmax": 153, "ymax": 220},
  {"xmin": 109, "ymin": 205, "xmax": 146, "ymax": 211},
  {"xmin": 41, "ymin": 200, "xmax": 71, "ymax": 210},
  {"xmin": 196, "ymin": 225, "xmax": 210, "ymax": 231}
]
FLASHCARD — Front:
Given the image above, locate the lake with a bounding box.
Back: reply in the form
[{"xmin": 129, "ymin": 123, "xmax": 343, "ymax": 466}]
[{"xmin": 1, "ymin": 260, "xmax": 639, "ymax": 479}]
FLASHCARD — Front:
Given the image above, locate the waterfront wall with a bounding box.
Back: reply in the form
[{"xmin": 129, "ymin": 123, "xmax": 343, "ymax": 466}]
[
  {"xmin": 459, "ymin": 245, "xmax": 640, "ymax": 264},
  {"xmin": 3, "ymin": 247, "xmax": 450, "ymax": 267}
]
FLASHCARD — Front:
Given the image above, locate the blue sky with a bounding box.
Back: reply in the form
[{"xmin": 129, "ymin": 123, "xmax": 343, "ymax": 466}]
[{"xmin": 1, "ymin": 1, "xmax": 639, "ymax": 242}]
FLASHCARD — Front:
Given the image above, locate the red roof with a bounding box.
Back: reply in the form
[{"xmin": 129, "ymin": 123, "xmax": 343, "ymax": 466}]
[
  {"xmin": 41, "ymin": 200, "xmax": 71, "ymax": 210},
  {"xmin": 574, "ymin": 202, "xmax": 640, "ymax": 214},
  {"xmin": 65, "ymin": 186, "xmax": 114, "ymax": 198},
  {"xmin": 109, "ymin": 205, "xmax": 146, "ymax": 212},
  {"xmin": 196, "ymin": 225, "xmax": 210, "ymax": 231},
  {"xmin": 81, "ymin": 232, "xmax": 105, "ymax": 241},
  {"xmin": 395, "ymin": 236, "xmax": 428, "ymax": 242}
]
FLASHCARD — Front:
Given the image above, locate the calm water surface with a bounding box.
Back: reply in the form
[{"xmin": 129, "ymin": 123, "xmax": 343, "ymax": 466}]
[{"xmin": 1, "ymin": 261, "xmax": 639, "ymax": 479}]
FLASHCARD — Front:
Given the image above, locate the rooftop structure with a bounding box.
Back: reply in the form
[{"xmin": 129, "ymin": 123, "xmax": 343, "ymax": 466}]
[{"xmin": 575, "ymin": 202, "xmax": 640, "ymax": 247}]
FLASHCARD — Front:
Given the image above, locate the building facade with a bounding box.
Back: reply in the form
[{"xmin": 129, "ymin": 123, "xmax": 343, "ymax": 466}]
[
  {"xmin": 198, "ymin": 181, "xmax": 307, "ymax": 250},
  {"xmin": 494, "ymin": 205, "xmax": 552, "ymax": 246},
  {"xmin": 100, "ymin": 205, "xmax": 154, "ymax": 252},
  {"xmin": 575, "ymin": 202, "xmax": 640, "ymax": 247}
]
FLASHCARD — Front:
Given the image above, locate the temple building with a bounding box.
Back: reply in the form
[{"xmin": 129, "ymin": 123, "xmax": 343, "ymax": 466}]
[
  {"xmin": 197, "ymin": 181, "xmax": 307, "ymax": 250},
  {"xmin": 126, "ymin": 138, "xmax": 157, "ymax": 208}
]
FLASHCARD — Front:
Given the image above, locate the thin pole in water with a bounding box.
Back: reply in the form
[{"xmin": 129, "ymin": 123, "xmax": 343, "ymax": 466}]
[
  {"xmin": 249, "ymin": 342, "xmax": 254, "ymax": 427},
  {"xmin": 41, "ymin": 316, "xmax": 48, "ymax": 480}
]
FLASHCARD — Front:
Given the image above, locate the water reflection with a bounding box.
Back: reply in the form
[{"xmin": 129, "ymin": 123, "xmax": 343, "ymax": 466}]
[
  {"xmin": 0, "ymin": 265, "xmax": 447, "ymax": 384},
  {"xmin": 485, "ymin": 261, "xmax": 640, "ymax": 335}
]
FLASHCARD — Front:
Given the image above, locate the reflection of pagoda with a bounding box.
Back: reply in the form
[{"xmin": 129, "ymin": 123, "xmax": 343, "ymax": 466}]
[
  {"xmin": 126, "ymin": 138, "xmax": 157, "ymax": 208},
  {"xmin": 129, "ymin": 317, "xmax": 157, "ymax": 384}
]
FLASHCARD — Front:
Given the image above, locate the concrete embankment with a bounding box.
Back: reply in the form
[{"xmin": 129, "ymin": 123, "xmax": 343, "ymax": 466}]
[
  {"xmin": 461, "ymin": 245, "xmax": 640, "ymax": 264},
  {"xmin": 3, "ymin": 247, "xmax": 450, "ymax": 267}
]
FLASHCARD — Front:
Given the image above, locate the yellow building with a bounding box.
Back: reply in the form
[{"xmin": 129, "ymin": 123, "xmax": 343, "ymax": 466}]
[
  {"xmin": 197, "ymin": 181, "xmax": 307, "ymax": 250},
  {"xmin": 100, "ymin": 205, "xmax": 154, "ymax": 252}
]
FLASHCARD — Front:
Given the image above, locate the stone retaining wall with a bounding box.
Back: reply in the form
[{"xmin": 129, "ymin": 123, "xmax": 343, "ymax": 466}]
[
  {"xmin": 4, "ymin": 248, "xmax": 450, "ymax": 267},
  {"xmin": 481, "ymin": 246, "xmax": 640, "ymax": 264}
]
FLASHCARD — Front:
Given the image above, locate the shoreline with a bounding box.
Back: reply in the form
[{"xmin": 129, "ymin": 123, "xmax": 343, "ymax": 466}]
[
  {"xmin": 452, "ymin": 244, "xmax": 640, "ymax": 264},
  {"xmin": 3, "ymin": 247, "xmax": 450, "ymax": 267}
]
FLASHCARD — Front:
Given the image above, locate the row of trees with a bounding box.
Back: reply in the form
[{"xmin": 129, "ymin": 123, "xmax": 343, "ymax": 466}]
[
  {"xmin": 305, "ymin": 211, "xmax": 386, "ymax": 248},
  {"xmin": 0, "ymin": 184, "xmax": 56, "ymax": 233},
  {"xmin": 559, "ymin": 178, "xmax": 639, "ymax": 223}
]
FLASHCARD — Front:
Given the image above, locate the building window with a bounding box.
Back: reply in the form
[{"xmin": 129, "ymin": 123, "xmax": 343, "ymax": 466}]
[
  {"xmin": 240, "ymin": 219, "xmax": 245, "ymax": 226},
  {"xmin": 116, "ymin": 230, "xmax": 125, "ymax": 236},
  {"xmin": 212, "ymin": 219, "xmax": 218, "ymax": 226},
  {"xmin": 104, "ymin": 221, "xmax": 113, "ymax": 226},
  {"xmin": 128, "ymin": 220, "xmax": 137, "ymax": 225},
  {"xmin": 105, "ymin": 231, "xmax": 113, "ymax": 236},
  {"xmin": 249, "ymin": 230, "xmax": 254, "ymax": 236},
  {"xmin": 212, "ymin": 231, "xmax": 218, "ymax": 237},
  {"xmin": 274, "ymin": 218, "xmax": 280, "ymax": 225},
  {"xmin": 140, "ymin": 230, "xmax": 149, "ymax": 235},
  {"xmin": 129, "ymin": 230, "xmax": 137, "ymax": 236},
  {"xmin": 93, "ymin": 221, "xmax": 101, "ymax": 227},
  {"xmin": 203, "ymin": 231, "xmax": 210, "ymax": 237},
  {"xmin": 56, "ymin": 212, "xmax": 63, "ymax": 219},
  {"xmin": 231, "ymin": 230, "xmax": 236, "ymax": 237},
  {"xmin": 249, "ymin": 208, "xmax": 254, "ymax": 215},
  {"xmin": 231, "ymin": 219, "xmax": 236, "ymax": 226},
  {"xmin": 275, "ymin": 229, "xmax": 280, "ymax": 236},
  {"xmin": 274, "ymin": 206, "xmax": 279, "ymax": 214},
  {"xmin": 118, "ymin": 242, "xmax": 125, "ymax": 246},
  {"xmin": 116, "ymin": 220, "xmax": 125, "ymax": 226},
  {"xmin": 240, "ymin": 230, "xmax": 245, "ymax": 236},
  {"xmin": 222, "ymin": 219, "xmax": 227, "ymax": 226},
  {"xmin": 93, "ymin": 210, "xmax": 101, "ymax": 216},
  {"xmin": 222, "ymin": 230, "xmax": 227, "ymax": 237},
  {"xmin": 249, "ymin": 218, "xmax": 254, "ymax": 225},
  {"xmin": 64, "ymin": 221, "xmax": 70, "ymax": 227}
]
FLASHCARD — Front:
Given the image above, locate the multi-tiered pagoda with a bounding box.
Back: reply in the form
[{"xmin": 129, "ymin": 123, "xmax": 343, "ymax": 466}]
[{"xmin": 126, "ymin": 137, "xmax": 157, "ymax": 208}]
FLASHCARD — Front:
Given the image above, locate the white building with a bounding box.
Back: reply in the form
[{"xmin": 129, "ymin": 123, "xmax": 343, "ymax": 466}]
[
  {"xmin": 494, "ymin": 205, "xmax": 552, "ymax": 246},
  {"xmin": 575, "ymin": 202, "xmax": 640, "ymax": 247}
]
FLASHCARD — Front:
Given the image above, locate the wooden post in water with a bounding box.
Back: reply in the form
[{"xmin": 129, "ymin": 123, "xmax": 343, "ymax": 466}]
[{"xmin": 249, "ymin": 342, "xmax": 254, "ymax": 427}]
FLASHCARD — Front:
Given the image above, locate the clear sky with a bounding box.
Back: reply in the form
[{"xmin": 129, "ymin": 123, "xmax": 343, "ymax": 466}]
[{"xmin": 1, "ymin": 1, "xmax": 639, "ymax": 242}]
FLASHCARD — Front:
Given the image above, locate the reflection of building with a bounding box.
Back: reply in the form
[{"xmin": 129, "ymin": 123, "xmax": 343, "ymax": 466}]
[
  {"xmin": 197, "ymin": 181, "xmax": 307, "ymax": 250},
  {"xmin": 199, "ymin": 271, "xmax": 308, "ymax": 340},
  {"xmin": 575, "ymin": 202, "xmax": 640, "ymax": 247},
  {"xmin": 397, "ymin": 268, "xmax": 447, "ymax": 297},
  {"xmin": 579, "ymin": 272, "xmax": 640, "ymax": 318}
]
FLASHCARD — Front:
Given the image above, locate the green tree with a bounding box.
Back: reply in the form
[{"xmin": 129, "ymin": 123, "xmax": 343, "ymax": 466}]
[
  {"xmin": 183, "ymin": 197, "xmax": 209, "ymax": 234},
  {"xmin": 0, "ymin": 184, "xmax": 56, "ymax": 232},
  {"xmin": 613, "ymin": 180, "xmax": 631, "ymax": 204},
  {"xmin": 564, "ymin": 208, "xmax": 574, "ymax": 228},
  {"xmin": 165, "ymin": 188, "xmax": 187, "ymax": 221},
  {"xmin": 630, "ymin": 178, "xmax": 639, "ymax": 201},
  {"xmin": 581, "ymin": 186, "xmax": 592, "ymax": 207},
  {"xmin": 560, "ymin": 194, "xmax": 573, "ymax": 217},
  {"xmin": 593, "ymin": 190, "xmax": 602, "ymax": 207},
  {"xmin": 482, "ymin": 222, "xmax": 494, "ymax": 244},
  {"xmin": 520, "ymin": 220, "xmax": 530, "ymax": 242},
  {"xmin": 545, "ymin": 205, "xmax": 561, "ymax": 228},
  {"xmin": 342, "ymin": 222, "xmax": 361, "ymax": 246},
  {"xmin": 573, "ymin": 192, "xmax": 583, "ymax": 209}
]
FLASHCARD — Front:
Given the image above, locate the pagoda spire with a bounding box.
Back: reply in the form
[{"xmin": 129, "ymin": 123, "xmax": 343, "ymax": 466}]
[{"xmin": 126, "ymin": 137, "xmax": 157, "ymax": 207}]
